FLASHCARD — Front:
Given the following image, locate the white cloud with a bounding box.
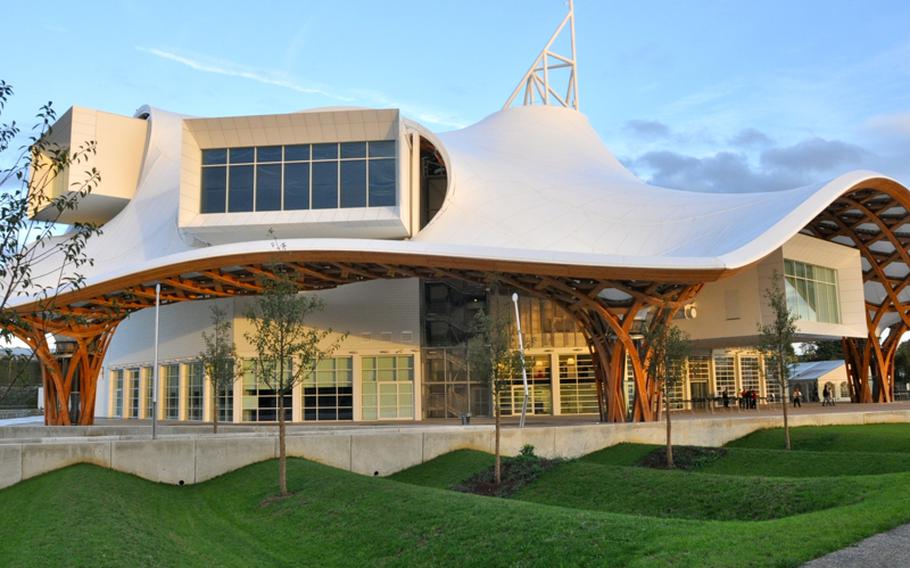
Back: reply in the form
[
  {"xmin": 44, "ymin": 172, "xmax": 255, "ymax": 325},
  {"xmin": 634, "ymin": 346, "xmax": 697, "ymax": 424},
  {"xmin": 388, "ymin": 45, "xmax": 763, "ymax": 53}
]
[
  {"xmin": 864, "ymin": 112, "xmax": 910, "ymax": 140},
  {"xmin": 137, "ymin": 47, "xmax": 468, "ymax": 130},
  {"xmin": 137, "ymin": 47, "xmax": 353, "ymax": 102}
]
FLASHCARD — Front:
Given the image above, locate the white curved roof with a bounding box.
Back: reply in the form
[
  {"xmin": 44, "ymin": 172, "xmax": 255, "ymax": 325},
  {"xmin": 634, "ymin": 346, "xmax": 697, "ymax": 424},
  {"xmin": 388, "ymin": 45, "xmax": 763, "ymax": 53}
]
[{"xmin": 17, "ymin": 104, "xmax": 906, "ymax": 308}]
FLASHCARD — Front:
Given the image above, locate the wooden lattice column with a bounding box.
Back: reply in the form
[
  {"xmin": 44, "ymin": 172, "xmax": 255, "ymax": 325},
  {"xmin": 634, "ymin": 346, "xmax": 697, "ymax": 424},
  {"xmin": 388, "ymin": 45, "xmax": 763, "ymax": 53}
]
[
  {"xmin": 553, "ymin": 282, "xmax": 703, "ymax": 423},
  {"xmin": 842, "ymin": 336, "xmax": 872, "ymax": 403},
  {"xmin": 805, "ymin": 182, "xmax": 910, "ymax": 405},
  {"xmin": 12, "ymin": 317, "xmax": 121, "ymax": 425}
]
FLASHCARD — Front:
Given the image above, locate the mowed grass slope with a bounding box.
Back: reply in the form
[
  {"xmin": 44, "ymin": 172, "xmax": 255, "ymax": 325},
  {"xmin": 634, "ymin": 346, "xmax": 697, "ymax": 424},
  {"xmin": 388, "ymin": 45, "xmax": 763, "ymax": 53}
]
[
  {"xmin": 511, "ymin": 461, "xmax": 881, "ymax": 520},
  {"xmin": 4, "ymin": 423, "xmax": 910, "ymax": 567},
  {"xmin": 727, "ymin": 423, "xmax": 910, "ymax": 453},
  {"xmin": 393, "ymin": 448, "xmax": 881, "ymax": 521},
  {"xmin": 584, "ymin": 443, "xmax": 910, "ymax": 477}
]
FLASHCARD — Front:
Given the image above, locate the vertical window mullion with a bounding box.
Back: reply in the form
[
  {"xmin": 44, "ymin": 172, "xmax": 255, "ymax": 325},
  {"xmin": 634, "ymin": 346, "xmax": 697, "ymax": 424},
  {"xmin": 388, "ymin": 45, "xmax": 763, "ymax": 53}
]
[
  {"xmin": 252, "ymin": 152, "xmax": 258, "ymax": 212},
  {"xmin": 225, "ymin": 153, "xmax": 231, "ymax": 213}
]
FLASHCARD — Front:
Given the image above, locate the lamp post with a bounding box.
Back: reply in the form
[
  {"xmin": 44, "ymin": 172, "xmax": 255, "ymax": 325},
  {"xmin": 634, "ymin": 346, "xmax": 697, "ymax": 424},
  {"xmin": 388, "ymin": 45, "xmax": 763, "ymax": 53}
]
[
  {"xmin": 151, "ymin": 282, "xmax": 160, "ymax": 440},
  {"xmin": 511, "ymin": 293, "xmax": 529, "ymax": 428}
]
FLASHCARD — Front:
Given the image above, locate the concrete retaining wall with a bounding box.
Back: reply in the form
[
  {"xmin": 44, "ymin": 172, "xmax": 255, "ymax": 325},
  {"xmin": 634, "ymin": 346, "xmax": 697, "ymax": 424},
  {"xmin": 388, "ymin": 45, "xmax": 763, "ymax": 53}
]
[{"xmin": 1, "ymin": 409, "xmax": 909, "ymax": 490}]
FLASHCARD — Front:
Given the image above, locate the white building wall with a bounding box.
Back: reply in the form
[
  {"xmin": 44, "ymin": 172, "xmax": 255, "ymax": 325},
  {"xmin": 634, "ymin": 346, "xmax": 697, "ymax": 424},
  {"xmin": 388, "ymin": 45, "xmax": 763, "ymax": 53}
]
[
  {"xmin": 99, "ymin": 278, "xmax": 422, "ymax": 421},
  {"xmin": 677, "ymin": 234, "xmax": 865, "ymax": 347},
  {"xmin": 780, "ymin": 233, "xmax": 865, "ymax": 339}
]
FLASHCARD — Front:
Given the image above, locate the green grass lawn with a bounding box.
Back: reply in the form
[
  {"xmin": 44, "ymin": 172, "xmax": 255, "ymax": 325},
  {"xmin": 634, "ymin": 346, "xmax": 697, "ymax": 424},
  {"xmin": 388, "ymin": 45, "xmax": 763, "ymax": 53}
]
[
  {"xmin": 389, "ymin": 449, "xmax": 494, "ymax": 489},
  {"xmin": 727, "ymin": 423, "xmax": 910, "ymax": 453},
  {"xmin": 4, "ymin": 423, "xmax": 910, "ymax": 567},
  {"xmin": 584, "ymin": 443, "xmax": 910, "ymax": 477},
  {"xmin": 511, "ymin": 461, "xmax": 882, "ymax": 520}
]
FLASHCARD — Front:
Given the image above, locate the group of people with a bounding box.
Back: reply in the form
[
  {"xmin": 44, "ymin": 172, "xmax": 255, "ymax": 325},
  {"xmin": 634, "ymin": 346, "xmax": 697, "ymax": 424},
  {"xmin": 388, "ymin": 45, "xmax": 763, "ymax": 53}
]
[
  {"xmin": 717, "ymin": 384, "xmax": 837, "ymax": 410},
  {"xmin": 720, "ymin": 388, "xmax": 760, "ymax": 409}
]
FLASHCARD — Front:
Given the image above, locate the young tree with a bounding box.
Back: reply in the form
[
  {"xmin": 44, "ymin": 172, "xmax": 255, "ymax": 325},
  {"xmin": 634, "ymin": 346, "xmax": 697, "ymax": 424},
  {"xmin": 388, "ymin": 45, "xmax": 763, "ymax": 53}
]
[
  {"xmin": 798, "ymin": 339, "xmax": 843, "ymax": 362},
  {"xmin": 757, "ymin": 276, "xmax": 798, "ymax": 450},
  {"xmin": 468, "ymin": 307, "xmax": 525, "ymax": 486},
  {"xmin": 646, "ymin": 312, "xmax": 690, "ymax": 469},
  {"xmin": 245, "ymin": 275, "xmax": 345, "ymax": 496},
  {"xmin": 0, "ymin": 80, "xmax": 101, "ymax": 416},
  {"xmin": 199, "ymin": 305, "xmax": 238, "ymax": 434}
]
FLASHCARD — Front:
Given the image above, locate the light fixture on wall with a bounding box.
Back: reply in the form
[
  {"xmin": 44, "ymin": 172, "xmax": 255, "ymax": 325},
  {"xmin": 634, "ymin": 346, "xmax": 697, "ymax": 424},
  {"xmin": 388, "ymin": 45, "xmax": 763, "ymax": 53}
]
[{"xmin": 674, "ymin": 303, "xmax": 698, "ymax": 320}]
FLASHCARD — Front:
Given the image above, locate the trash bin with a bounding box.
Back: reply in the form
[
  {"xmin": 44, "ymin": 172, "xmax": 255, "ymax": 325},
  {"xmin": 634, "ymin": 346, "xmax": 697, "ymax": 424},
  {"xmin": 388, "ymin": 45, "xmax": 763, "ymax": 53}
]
[{"xmin": 459, "ymin": 413, "xmax": 471, "ymax": 425}]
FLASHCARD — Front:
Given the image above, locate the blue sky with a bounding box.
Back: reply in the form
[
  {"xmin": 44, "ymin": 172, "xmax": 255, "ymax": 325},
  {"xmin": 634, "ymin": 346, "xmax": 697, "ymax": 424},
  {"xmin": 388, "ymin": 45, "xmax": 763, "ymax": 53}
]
[{"xmin": 3, "ymin": 0, "xmax": 909, "ymax": 190}]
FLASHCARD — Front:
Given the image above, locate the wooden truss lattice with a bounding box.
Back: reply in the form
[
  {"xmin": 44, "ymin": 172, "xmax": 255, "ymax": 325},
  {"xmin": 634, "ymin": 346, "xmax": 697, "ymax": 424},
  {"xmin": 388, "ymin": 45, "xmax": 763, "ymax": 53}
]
[
  {"xmin": 803, "ymin": 181, "xmax": 910, "ymax": 402},
  {"xmin": 10, "ymin": 252, "xmax": 705, "ymax": 425}
]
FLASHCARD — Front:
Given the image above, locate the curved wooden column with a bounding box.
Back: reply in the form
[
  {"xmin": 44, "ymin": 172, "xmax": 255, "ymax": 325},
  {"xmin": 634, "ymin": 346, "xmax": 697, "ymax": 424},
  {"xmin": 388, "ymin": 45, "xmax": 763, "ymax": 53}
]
[
  {"xmin": 557, "ymin": 284, "xmax": 702, "ymax": 423},
  {"xmin": 11, "ymin": 317, "xmax": 121, "ymax": 425}
]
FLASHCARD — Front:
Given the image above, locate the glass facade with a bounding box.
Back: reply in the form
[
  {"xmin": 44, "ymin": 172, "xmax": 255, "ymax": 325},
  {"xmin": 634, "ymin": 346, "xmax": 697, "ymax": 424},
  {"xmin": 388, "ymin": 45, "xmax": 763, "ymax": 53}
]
[
  {"xmin": 491, "ymin": 294, "xmax": 585, "ymax": 349},
  {"xmin": 740, "ymin": 355, "xmax": 761, "ymax": 394},
  {"xmin": 128, "ymin": 368, "xmax": 140, "ymax": 419},
  {"xmin": 200, "ymin": 141, "xmax": 397, "ymax": 214},
  {"xmin": 188, "ymin": 362, "xmax": 204, "ymax": 421},
  {"xmin": 303, "ymin": 357, "xmax": 353, "ymax": 421},
  {"xmin": 217, "ymin": 376, "xmax": 234, "ymax": 423},
  {"xmin": 559, "ymin": 354, "xmax": 597, "ymax": 415},
  {"xmin": 143, "ymin": 367, "xmax": 153, "ymax": 418},
  {"xmin": 784, "ymin": 259, "xmax": 841, "ymax": 323},
  {"xmin": 362, "ymin": 355, "xmax": 414, "ymax": 420},
  {"xmin": 666, "ymin": 361, "xmax": 686, "ymax": 409},
  {"xmin": 422, "ymin": 347, "xmax": 489, "ymax": 418},
  {"xmin": 498, "ymin": 355, "xmax": 552, "ymax": 416},
  {"xmin": 242, "ymin": 360, "xmax": 292, "ymax": 422},
  {"xmin": 164, "ymin": 364, "xmax": 180, "ymax": 420},
  {"xmin": 713, "ymin": 356, "xmax": 736, "ymax": 397},
  {"xmin": 113, "ymin": 369, "xmax": 123, "ymax": 417}
]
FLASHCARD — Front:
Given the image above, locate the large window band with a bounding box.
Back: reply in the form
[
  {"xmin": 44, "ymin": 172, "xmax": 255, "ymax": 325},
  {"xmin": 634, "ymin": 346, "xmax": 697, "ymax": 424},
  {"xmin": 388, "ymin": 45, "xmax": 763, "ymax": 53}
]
[{"xmin": 200, "ymin": 141, "xmax": 397, "ymax": 214}]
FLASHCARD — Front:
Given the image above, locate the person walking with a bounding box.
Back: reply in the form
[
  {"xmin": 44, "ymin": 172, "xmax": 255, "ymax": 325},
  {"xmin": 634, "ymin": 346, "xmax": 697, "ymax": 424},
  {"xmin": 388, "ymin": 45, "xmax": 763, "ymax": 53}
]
[
  {"xmin": 822, "ymin": 385, "xmax": 831, "ymax": 407},
  {"xmin": 792, "ymin": 386, "xmax": 802, "ymax": 408},
  {"xmin": 722, "ymin": 388, "xmax": 730, "ymax": 409}
]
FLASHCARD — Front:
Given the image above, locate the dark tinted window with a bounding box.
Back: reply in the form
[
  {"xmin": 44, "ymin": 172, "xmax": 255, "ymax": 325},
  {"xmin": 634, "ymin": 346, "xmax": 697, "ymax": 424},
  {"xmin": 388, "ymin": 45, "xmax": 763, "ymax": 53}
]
[
  {"xmin": 229, "ymin": 147, "xmax": 254, "ymax": 163},
  {"xmin": 369, "ymin": 159, "xmax": 396, "ymax": 206},
  {"xmin": 313, "ymin": 143, "xmax": 338, "ymax": 160},
  {"xmin": 256, "ymin": 164, "xmax": 281, "ymax": 211},
  {"xmin": 369, "ymin": 140, "xmax": 395, "ymax": 158},
  {"xmin": 228, "ymin": 165, "xmax": 254, "ymax": 212},
  {"xmin": 285, "ymin": 144, "xmax": 310, "ymax": 161},
  {"xmin": 256, "ymin": 146, "xmax": 282, "ymax": 162},
  {"xmin": 284, "ymin": 163, "xmax": 309, "ymax": 210},
  {"xmin": 200, "ymin": 166, "xmax": 226, "ymax": 213},
  {"xmin": 312, "ymin": 162, "xmax": 338, "ymax": 209},
  {"xmin": 202, "ymin": 149, "xmax": 227, "ymax": 165},
  {"xmin": 340, "ymin": 160, "xmax": 367, "ymax": 208},
  {"xmin": 341, "ymin": 142, "xmax": 366, "ymax": 159}
]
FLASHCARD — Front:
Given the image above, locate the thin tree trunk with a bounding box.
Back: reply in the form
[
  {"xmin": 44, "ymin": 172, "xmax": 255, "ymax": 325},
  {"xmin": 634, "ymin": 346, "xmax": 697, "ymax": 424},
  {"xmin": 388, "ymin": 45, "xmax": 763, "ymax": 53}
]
[
  {"xmin": 212, "ymin": 382, "xmax": 219, "ymax": 434},
  {"xmin": 665, "ymin": 380, "xmax": 674, "ymax": 468},
  {"xmin": 494, "ymin": 393, "xmax": 501, "ymax": 486},
  {"xmin": 780, "ymin": 356, "xmax": 791, "ymax": 451},
  {"xmin": 278, "ymin": 391, "xmax": 287, "ymax": 495}
]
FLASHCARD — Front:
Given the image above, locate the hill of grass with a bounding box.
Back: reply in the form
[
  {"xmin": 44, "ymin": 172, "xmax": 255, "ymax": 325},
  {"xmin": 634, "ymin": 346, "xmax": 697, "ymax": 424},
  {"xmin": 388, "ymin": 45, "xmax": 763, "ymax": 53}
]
[
  {"xmin": 582, "ymin": 442, "xmax": 910, "ymax": 477},
  {"xmin": 727, "ymin": 423, "xmax": 910, "ymax": 453},
  {"xmin": 511, "ymin": 460, "xmax": 880, "ymax": 520},
  {"xmin": 4, "ymin": 423, "xmax": 910, "ymax": 566}
]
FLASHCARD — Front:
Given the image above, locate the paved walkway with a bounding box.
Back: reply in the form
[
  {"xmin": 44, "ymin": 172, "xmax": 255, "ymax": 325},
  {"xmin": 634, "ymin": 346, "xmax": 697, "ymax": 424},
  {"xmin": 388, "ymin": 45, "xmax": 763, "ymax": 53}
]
[
  {"xmin": 804, "ymin": 523, "xmax": 910, "ymax": 567},
  {"xmin": 0, "ymin": 415, "xmax": 42, "ymax": 427}
]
